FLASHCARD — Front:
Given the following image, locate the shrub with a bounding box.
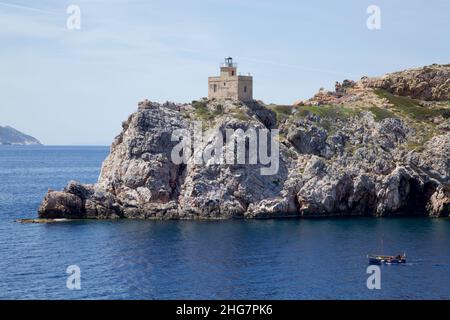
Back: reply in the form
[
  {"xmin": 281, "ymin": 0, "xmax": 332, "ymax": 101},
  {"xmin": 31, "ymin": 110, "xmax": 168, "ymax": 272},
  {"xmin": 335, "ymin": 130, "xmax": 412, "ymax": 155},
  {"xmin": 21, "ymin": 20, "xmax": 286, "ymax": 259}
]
[
  {"xmin": 374, "ymin": 89, "xmax": 444, "ymax": 120},
  {"xmin": 369, "ymin": 106, "xmax": 395, "ymax": 122}
]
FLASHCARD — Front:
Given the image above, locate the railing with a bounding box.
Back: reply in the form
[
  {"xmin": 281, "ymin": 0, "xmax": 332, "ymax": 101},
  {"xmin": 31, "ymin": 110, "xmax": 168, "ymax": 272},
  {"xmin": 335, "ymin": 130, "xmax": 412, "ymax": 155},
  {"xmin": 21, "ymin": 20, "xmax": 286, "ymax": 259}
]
[{"xmin": 220, "ymin": 62, "xmax": 237, "ymax": 68}]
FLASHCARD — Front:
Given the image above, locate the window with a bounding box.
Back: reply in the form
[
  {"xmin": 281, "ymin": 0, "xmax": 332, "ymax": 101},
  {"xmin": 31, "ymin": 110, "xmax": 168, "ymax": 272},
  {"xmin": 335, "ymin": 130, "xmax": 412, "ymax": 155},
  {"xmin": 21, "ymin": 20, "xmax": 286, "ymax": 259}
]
[
  {"xmin": 231, "ymin": 71, "xmax": 235, "ymax": 76},
  {"xmin": 244, "ymin": 86, "xmax": 247, "ymax": 93},
  {"xmin": 213, "ymin": 84, "xmax": 217, "ymax": 92},
  {"xmin": 224, "ymin": 82, "xmax": 226, "ymax": 86}
]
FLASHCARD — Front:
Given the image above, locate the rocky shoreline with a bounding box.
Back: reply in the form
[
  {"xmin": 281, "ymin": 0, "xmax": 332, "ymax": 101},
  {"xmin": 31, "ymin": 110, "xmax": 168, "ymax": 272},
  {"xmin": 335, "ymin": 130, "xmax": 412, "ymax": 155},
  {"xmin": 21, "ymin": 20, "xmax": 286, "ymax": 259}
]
[{"xmin": 38, "ymin": 64, "xmax": 450, "ymax": 219}]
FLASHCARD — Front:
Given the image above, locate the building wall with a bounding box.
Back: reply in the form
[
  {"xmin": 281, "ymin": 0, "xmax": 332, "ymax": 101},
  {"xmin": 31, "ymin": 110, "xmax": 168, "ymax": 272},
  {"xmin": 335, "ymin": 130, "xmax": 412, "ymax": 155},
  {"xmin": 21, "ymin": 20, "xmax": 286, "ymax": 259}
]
[
  {"xmin": 220, "ymin": 66, "xmax": 237, "ymax": 77},
  {"xmin": 237, "ymin": 76, "xmax": 253, "ymax": 102},
  {"xmin": 208, "ymin": 75, "xmax": 253, "ymax": 101},
  {"xmin": 208, "ymin": 77, "xmax": 239, "ymax": 100}
]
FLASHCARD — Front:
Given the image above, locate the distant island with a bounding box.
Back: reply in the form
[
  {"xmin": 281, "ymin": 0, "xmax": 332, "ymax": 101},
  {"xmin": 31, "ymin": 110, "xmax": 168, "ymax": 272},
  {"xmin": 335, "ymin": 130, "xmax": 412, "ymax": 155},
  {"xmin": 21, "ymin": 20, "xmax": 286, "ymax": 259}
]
[
  {"xmin": 0, "ymin": 126, "xmax": 42, "ymax": 145},
  {"xmin": 38, "ymin": 63, "xmax": 450, "ymax": 220}
]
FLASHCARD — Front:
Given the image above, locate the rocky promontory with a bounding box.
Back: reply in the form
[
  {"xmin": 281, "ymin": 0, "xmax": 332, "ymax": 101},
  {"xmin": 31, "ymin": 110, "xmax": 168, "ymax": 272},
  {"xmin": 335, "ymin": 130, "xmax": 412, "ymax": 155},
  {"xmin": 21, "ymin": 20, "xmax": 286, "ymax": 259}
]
[{"xmin": 38, "ymin": 64, "xmax": 450, "ymax": 219}]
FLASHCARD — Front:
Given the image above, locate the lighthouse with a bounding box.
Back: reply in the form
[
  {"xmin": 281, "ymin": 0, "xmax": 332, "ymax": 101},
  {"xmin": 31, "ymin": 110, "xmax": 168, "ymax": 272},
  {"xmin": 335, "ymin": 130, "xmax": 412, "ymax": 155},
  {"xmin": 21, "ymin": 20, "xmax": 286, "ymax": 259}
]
[{"xmin": 208, "ymin": 57, "xmax": 253, "ymax": 102}]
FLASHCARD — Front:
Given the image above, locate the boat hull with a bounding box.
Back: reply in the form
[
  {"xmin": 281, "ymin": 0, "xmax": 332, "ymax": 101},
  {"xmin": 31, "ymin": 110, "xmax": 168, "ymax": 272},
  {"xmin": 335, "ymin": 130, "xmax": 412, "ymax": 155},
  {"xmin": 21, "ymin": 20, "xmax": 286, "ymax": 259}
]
[{"xmin": 368, "ymin": 254, "xmax": 406, "ymax": 264}]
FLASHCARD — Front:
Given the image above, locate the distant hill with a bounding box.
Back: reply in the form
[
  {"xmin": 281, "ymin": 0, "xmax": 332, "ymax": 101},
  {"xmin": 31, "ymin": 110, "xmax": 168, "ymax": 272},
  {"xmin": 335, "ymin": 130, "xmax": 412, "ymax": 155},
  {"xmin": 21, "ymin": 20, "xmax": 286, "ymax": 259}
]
[{"xmin": 0, "ymin": 126, "xmax": 42, "ymax": 145}]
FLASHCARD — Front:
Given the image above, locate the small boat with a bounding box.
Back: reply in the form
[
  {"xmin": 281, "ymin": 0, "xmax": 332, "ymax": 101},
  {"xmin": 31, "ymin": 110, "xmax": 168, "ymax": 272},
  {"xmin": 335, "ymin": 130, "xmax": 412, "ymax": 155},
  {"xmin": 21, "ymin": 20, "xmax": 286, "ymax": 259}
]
[
  {"xmin": 368, "ymin": 253, "xmax": 406, "ymax": 264},
  {"xmin": 368, "ymin": 236, "xmax": 406, "ymax": 264}
]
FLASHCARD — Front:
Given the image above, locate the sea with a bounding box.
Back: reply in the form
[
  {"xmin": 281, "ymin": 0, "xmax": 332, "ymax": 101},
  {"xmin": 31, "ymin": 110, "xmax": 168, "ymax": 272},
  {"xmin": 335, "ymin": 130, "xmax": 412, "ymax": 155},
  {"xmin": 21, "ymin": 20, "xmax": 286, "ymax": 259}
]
[{"xmin": 0, "ymin": 145, "xmax": 448, "ymax": 299}]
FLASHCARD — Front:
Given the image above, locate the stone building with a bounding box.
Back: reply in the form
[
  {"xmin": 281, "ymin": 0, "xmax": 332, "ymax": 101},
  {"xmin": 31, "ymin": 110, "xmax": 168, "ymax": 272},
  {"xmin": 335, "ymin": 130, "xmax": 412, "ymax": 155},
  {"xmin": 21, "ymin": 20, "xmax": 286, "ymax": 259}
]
[{"xmin": 208, "ymin": 57, "xmax": 253, "ymax": 101}]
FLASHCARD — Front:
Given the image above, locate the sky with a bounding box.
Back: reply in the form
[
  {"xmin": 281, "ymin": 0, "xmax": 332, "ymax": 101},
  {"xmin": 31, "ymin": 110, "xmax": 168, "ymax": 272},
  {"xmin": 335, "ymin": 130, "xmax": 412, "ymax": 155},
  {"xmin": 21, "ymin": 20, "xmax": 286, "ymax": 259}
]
[{"xmin": 0, "ymin": 0, "xmax": 449, "ymax": 145}]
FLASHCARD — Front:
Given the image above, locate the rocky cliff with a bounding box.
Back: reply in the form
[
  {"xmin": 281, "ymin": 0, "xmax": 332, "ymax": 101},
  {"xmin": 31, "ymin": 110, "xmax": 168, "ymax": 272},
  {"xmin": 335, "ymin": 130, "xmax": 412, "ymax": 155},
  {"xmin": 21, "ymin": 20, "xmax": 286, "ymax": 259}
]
[
  {"xmin": 361, "ymin": 63, "xmax": 450, "ymax": 101},
  {"xmin": 38, "ymin": 64, "xmax": 450, "ymax": 219}
]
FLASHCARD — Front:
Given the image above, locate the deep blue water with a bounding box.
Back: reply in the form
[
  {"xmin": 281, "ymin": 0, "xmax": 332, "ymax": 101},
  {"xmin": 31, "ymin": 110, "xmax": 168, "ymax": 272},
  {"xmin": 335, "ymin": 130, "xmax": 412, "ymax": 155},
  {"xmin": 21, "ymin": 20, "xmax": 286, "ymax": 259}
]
[{"xmin": 0, "ymin": 145, "xmax": 449, "ymax": 299}]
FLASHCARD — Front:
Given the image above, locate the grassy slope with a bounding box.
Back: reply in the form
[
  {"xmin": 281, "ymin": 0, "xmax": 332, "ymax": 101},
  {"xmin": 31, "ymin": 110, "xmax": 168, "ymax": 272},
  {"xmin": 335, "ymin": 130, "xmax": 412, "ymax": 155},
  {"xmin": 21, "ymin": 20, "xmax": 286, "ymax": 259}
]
[
  {"xmin": 374, "ymin": 89, "xmax": 450, "ymax": 120},
  {"xmin": 269, "ymin": 89, "xmax": 449, "ymax": 153}
]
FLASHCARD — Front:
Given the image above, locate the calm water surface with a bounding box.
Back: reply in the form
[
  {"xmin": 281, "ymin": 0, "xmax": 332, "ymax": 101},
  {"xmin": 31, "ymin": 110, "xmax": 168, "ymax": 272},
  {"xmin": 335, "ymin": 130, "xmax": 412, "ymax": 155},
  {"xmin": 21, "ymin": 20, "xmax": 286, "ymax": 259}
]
[{"xmin": 0, "ymin": 146, "xmax": 449, "ymax": 299}]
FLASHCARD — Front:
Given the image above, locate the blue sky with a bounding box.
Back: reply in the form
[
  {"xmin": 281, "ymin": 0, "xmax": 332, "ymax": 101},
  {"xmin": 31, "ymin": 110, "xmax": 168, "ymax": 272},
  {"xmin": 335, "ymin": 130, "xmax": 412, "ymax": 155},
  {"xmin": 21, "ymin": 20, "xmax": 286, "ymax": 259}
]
[{"xmin": 1, "ymin": 0, "xmax": 449, "ymax": 145}]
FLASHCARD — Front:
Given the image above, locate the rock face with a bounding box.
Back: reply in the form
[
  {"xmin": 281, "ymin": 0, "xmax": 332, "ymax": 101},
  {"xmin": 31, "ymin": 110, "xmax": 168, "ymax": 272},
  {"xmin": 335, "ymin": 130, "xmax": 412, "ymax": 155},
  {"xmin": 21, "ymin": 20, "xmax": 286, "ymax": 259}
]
[
  {"xmin": 38, "ymin": 65, "xmax": 450, "ymax": 219},
  {"xmin": 0, "ymin": 126, "xmax": 41, "ymax": 145},
  {"xmin": 296, "ymin": 64, "xmax": 450, "ymax": 106},
  {"xmin": 39, "ymin": 181, "xmax": 123, "ymax": 219},
  {"xmin": 360, "ymin": 64, "xmax": 450, "ymax": 101}
]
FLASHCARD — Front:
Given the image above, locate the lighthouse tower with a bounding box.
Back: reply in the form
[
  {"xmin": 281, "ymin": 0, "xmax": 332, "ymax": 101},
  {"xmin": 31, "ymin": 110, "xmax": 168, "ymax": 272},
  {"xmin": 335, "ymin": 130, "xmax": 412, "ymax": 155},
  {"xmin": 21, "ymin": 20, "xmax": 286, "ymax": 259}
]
[{"xmin": 208, "ymin": 57, "xmax": 253, "ymax": 102}]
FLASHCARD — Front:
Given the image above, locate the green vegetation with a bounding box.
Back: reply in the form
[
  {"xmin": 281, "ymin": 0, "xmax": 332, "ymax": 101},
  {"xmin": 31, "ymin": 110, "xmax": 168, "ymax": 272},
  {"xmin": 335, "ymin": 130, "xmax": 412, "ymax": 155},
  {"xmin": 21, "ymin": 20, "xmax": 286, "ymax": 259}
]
[
  {"xmin": 370, "ymin": 90, "xmax": 450, "ymax": 151},
  {"xmin": 374, "ymin": 89, "xmax": 449, "ymax": 120},
  {"xmin": 403, "ymin": 121, "xmax": 438, "ymax": 152},
  {"xmin": 192, "ymin": 100, "xmax": 223, "ymax": 121},
  {"xmin": 213, "ymin": 104, "xmax": 224, "ymax": 116},
  {"xmin": 344, "ymin": 144, "xmax": 357, "ymax": 156},
  {"xmin": 293, "ymin": 104, "xmax": 361, "ymax": 133},
  {"xmin": 295, "ymin": 104, "xmax": 360, "ymax": 120},
  {"xmin": 232, "ymin": 108, "xmax": 249, "ymax": 121},
  {"xmin": 441, "ymin": 109, "xmax": 450, "ymax": 119},
  {"xmin": 268, "ymin": 104, "xmax": 293, "ymax": 116},
  {"xmin": 267, "ymin": 104, "xmax": 294, "ymax": 124},
  {"xmin": 368, "ymin": 106, "xmax": 395, "ymax": 122},
  {"xmin": 192, "ymin": 100, "xmax": 207, "ymax": 110},
  {"xmin": 406, "ymin": 141, "xmax": 426, "ymax": 153}
]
